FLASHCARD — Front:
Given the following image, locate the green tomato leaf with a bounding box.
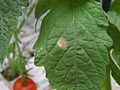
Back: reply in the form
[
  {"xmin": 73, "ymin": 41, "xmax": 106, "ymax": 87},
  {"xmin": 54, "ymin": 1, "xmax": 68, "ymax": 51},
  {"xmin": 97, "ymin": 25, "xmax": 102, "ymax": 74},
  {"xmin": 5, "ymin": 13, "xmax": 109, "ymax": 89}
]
[
  {"xmin": 106, "ymin": 0, "xmax": 120, "ymax": 84},
  {"xmin": 34, "ymin": 0, "xmax": 112, "ymax": 90},
  {"xmin": 106, "ymin": 0, "xmax": 120, "ymax": 31},
  {"xmin": 106, "ymin": 11, "xmax": 120, "ymax": 31},
  {"xmin": 0, "ymin": 0, "xmax": 29, "ymax": 63},
  {"xmin": 107, "ymin": 24, "xmax": 120, "ymax": 51},
  {"xmin": 35, "ymin": 0, "xmax": 92, "ymax": 19},
  {"xmin": 111, "ymin": 50, "xmax": 120, "ymax": 85},
  {"xmin": 35, "ymin": 0, "xmax": 55, "ymax": 19},
  {"xmin": 6, "ymin": 43, "xmax": 14, "ymax": 58},
  {"xmin": 111, "ymin": 0, "xmax": 120, "ymax": 15},
  {"xmin": 107, "ymin": 24, "xmax": 120, "ymax": 85},
  {"xmin": 10, "ymin": 60, "xmax": 19, "ymax": 72}
]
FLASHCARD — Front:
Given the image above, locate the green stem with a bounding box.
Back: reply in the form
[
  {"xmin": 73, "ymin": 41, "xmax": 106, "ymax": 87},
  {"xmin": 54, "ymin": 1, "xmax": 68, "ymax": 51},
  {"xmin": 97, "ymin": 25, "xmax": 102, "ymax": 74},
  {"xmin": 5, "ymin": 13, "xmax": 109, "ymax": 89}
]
[
  {"xmin": 15, "ymin": 35, "xmax": 27, "ymax": 84},
  {"xmin": 14, "ymin": 1, "xmax": 37, "ymax": 84},
  {"xmin": 15, "ymin": 37, "xmax": 22, "ymax": 57}
]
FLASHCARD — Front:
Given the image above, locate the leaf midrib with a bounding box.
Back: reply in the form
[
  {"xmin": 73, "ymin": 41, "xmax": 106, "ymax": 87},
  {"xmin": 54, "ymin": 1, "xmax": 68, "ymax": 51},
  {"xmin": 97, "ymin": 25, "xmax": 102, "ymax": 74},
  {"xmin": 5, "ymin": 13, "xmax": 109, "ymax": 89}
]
[
  {"xmin": 72, "ymin": 2, "xmax": 79, "ymax": 86},
  {"xmin": 71, "ymin": 2, "xmax": 100, "ymax": 89}
]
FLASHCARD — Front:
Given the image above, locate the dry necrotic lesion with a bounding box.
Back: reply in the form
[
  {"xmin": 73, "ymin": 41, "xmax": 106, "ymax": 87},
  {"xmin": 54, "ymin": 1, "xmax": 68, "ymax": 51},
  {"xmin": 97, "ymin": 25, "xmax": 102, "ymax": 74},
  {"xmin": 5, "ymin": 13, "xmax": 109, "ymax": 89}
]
[{"xmin": 57, "ymin": 38, "xmax": 68, "ymax": 49}]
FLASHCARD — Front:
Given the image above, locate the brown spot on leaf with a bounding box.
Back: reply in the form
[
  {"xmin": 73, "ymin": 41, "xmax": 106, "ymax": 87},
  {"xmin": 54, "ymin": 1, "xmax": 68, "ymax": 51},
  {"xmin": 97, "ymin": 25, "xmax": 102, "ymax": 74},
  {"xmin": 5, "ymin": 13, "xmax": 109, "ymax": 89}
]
[{"xmin": 57, "ymin": 38, "xmax": 68, "ymax": 49}]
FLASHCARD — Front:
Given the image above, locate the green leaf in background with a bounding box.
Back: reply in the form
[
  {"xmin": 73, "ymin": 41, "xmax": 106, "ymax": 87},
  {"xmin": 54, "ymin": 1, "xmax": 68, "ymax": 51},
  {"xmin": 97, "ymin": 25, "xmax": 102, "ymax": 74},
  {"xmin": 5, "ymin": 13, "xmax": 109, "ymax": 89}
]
[
  {"xmin": 6, "ymin": 43, "xmax": 14, "ymax": 58},
  {"xmin": 111, "ymin": 0, "xmax": 120, "ymax": 15},
  {"xmin": 0, "ymin": 0, "xmax": 28, "ymax": 64},
  {"xmin": 10, "ymin": 59, "xmax": 20, "ymax": 72},
  {"xmin": 107, "ymin": 25, "xmax": 120, "ymax": 52},
  {"xmin": 106, "ymin": 0, "xmax": 120, "ymax": 31},
  {"xmin": 106, "ymin": 11, "xmax": 120, "ymax": 31},
  {"xmin": 106, "ymin": 0, "xmax": 120, "ymax": 85},
  {"xmin": 35, "ymin": 0, "xmax": 55, "ymax": 19},
  {"xmin": 107, "ymin": 24, "xmax": 120, "ymax": 85},
  {"xmin": 111, "ymin": 50, "xmax": 120, "ymax": 85},
  {"xmin": 34, "ymin": 0, "xmax": 112, "ymax": 90}
]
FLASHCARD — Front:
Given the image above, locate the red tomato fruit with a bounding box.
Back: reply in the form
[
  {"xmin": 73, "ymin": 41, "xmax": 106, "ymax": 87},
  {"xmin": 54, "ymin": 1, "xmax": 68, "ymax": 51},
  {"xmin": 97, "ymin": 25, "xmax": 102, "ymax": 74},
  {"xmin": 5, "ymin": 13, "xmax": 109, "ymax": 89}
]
[{"xmin": 13, "ymin": 77, "xmax": 37, "ymax": 90}]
